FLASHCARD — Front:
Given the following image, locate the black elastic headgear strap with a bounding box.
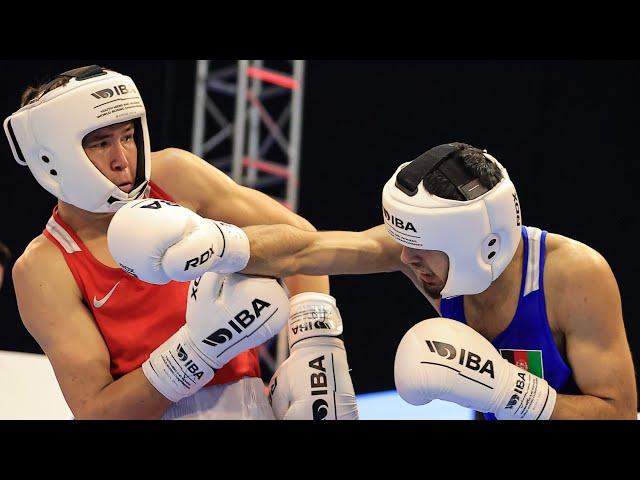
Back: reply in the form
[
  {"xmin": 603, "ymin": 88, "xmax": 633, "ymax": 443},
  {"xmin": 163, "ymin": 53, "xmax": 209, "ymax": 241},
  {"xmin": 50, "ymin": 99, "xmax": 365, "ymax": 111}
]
[
  {"xmin": 395, "ymin": 142, "xmax": 489, "ymax": 200},
  {"xmin": 11, "ymin": 66, "xmax": 111, "ymax": 165},
  {"xmin": 438, "ymin": 154, "xmax": 489, "ymax": 200},
  {"xmin": 28, "ymin": 66, "xmax": 108, "ymax": 106},
  {"xmin": 59, "ymin": 65, "xmax": 107, "ymax": 81}
]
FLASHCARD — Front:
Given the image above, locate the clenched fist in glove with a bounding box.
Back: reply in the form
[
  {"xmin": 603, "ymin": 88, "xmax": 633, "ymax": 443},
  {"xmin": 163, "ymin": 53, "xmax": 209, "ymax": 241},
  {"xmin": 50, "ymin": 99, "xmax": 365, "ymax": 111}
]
[
  {"xmin": 268, "ymin": 293, "xmax": 359, "ymax": 420},
  {"xmin": 394, "ymin": 317, "xmax": 557, "ymax": 420},
  {"xmin": 107, "ymin": 198, "xmax": 250, "ymax": 284},
  {"xmin": 143, "ymin": 272, "xmax": 290, "ymax": 402}
]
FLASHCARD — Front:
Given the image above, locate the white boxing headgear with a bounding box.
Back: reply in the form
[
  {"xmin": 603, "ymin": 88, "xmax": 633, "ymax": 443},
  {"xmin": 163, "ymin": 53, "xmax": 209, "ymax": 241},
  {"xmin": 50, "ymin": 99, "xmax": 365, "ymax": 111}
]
[
  {"xmin": 382, "ymin": 143, "xmax": 522, "ymax": 298},
  {"xmin": 4, "ymin": 65, "xmax": 151, "ymax": 213}
]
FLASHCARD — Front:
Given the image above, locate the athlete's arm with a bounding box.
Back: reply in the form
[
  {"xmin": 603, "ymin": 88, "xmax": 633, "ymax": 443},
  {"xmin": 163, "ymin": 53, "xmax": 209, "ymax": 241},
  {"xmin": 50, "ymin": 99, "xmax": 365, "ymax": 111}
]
[
  {"xmin": 545, "ymin": 239, "xmax": 636, "ymax": 419},
  {"xmin": 12, "ymin": 237, "xmax": 171, "ymax": 419},
  {"xmin": 240, "ymin": 223, "xmax": 405, "ymax": 278},
  {"xmin": 151, "ymin": 148, "xmax": 328, "ymax": 296}
]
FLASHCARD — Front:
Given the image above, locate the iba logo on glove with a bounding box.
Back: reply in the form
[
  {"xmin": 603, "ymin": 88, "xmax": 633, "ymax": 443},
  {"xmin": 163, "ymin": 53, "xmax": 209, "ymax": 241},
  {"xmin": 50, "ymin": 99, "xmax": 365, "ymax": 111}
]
[
  {"xmin": 424, "ymin": 339, "xmax": 495, "ymax": 379},
  {"xmin": 201, "ymin": 298, "xmax": 274, "ymax": 349},
  {"xmin": 291, "ymin": 319, "xmax": 332, "ymax": 335},
  {"xmin": 176, "ymin": 344, "xmax": 206, "ymax": 381},
  {"xmin": 308, "ymin": 355, "xmax": 331, "ymax": 420}
]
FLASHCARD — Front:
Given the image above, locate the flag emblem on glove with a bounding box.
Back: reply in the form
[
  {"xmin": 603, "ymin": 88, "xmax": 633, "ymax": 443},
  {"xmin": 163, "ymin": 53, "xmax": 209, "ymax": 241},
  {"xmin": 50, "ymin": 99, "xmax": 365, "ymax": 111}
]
[{"xmin": 499, "ymin": 349, "xmax": 544, "ymax": 378}]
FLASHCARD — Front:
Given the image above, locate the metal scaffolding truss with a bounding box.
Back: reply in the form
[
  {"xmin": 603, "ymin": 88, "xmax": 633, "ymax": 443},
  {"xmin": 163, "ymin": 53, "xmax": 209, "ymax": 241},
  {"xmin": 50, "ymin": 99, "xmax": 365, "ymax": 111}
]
[
  {"xmin": 191, "ymin": 60, "xmax": 306, "ymax": 377},
  {"xmin": 191, "ymin": 60, "xmax": 305, "ymax": 212}
]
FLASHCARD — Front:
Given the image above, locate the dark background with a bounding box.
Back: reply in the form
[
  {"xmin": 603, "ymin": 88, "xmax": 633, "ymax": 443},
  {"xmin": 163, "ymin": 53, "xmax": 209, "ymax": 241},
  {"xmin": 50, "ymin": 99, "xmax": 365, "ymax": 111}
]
[{"xmin": 1, "ymin": 60, "xmax": 638, "ymax": 402}]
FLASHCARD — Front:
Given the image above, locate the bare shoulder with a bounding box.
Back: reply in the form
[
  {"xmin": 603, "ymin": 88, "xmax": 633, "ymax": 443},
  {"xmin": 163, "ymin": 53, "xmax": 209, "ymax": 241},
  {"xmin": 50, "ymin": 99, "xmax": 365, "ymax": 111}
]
[
  {"xmin": 150, "ymin": 148, "xmax": 231, "ymax": 212},
  {"xmin": 13, "ymin": 234, "xmax": 82, "ymax": 328},
  {"xmin": 149, "ymin": 147, "xmax": 190, "ymax": 179},
  {"xmin": 13, "ymin": 234, "xmax": 70, "ymax": 283},
  {"xmin": 544, "ymin": 232, "xmax": 611, "ymax": 285},
  {"xmin": 149, "ymin": 148, "xmax": 196, "ymax": 208},
  {"xmin": 544, "ymin": 232, "xmax": 619, "ymax": 332}
]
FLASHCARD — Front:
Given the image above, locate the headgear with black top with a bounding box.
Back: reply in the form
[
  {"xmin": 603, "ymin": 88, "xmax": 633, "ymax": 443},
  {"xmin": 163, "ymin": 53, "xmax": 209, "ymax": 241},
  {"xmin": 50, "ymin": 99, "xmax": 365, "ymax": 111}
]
[{"xmin": 382, "ymin": 142, "xmax": 522, "ymax": 298}]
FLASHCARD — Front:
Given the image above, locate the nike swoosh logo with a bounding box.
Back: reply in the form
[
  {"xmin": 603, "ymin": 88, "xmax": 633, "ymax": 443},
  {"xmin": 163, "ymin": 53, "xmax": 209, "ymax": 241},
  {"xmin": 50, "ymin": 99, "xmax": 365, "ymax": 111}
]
[{"xmin": 93, "ymin": 281, "xmax": 120, "ymax": 308}]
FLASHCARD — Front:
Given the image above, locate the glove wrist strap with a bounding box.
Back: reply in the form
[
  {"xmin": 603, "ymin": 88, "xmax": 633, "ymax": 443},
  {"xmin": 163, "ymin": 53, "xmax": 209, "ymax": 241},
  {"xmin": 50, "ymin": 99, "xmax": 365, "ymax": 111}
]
[
  {"xmin": 287, "ymin": 293, "xmax": 344, "ymax": 350},
  {"xmin": 494, "ymin": 366, "xmax": 558, "ymax": 420},
  {"xmin": 142, "ymin": 326, "xmax": 215, "ymax": 402}
]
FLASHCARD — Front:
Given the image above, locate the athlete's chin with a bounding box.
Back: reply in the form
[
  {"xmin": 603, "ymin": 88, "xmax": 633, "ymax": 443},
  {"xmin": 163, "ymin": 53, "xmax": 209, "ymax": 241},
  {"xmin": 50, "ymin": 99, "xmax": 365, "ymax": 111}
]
[{"xmin": 422, "ymin": 281, "xmax": 443, "ymax": 299}]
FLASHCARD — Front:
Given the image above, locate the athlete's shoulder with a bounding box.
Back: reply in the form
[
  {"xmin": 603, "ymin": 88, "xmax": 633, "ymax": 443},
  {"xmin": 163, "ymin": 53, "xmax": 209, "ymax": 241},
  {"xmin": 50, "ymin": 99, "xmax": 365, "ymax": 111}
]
[
  {"xmin": 150, "ymin": 148, "xmax": 204, "ymax": 181},
  {"xmin": 149, "ymin": 148, "xmax": 205, "ymax": 209},
  {"xmin": 150, "ymin": 147, "xmax": 189, "ymax": 170},
  {"xmin": 150, "ymin": 147, "xmax": 234, "ymax": 213},
  {"xmin": 543, "ymin": 231, "xmax": 616, "ymax": 326},
  {"xmin": 544, "ymin": 231, "xmax": 609, "ymax": 278},
  {"xmin": 13, "ymin": 233, "xmax": 69, "ymax": 285}
]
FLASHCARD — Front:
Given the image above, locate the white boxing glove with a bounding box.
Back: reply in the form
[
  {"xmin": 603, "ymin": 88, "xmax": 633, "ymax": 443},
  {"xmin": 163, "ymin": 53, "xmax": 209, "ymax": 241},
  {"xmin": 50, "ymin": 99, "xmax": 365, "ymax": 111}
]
[
  {"xmin": 394, "ymin": 318, "xmax": 557, "ymax": 420},
  {"xmin": 143, "ymin": 272, "xmax": 290, "ymax": 402},
  {"xmin": 107, "ymin": 198, "xmax": 250, "ymax": 285},
  {"xmin": 268, "ymin": 293, "xmax": 359, "ymax": 420}
]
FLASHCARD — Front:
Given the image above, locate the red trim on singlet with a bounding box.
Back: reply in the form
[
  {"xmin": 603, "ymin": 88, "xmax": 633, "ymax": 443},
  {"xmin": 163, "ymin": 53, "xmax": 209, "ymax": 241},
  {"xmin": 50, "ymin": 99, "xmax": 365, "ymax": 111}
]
[
  {"xmin": 43, "ymin": 181, "xmax": 261, "ymax": 384},
  {"xmin": 148, "ymin": 181, "xmax": 172, "ymax": 202}
]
